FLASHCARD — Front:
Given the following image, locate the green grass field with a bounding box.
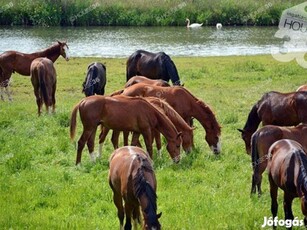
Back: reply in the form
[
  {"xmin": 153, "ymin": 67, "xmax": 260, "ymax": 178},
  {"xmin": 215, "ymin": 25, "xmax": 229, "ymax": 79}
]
[{"xmin": 0, "ymin": 55, "xmax": 306, "ymax": 229}]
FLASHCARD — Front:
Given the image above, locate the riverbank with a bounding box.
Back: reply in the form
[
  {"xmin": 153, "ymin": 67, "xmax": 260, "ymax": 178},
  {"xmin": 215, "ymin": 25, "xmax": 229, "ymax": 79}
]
[
  {"xmin": 0, "ymin": 0, "xmax": 302, "ymax": 26},
  {"xmin": 0, "ymin": 55, "xmax": 306, "ymax": 228}
]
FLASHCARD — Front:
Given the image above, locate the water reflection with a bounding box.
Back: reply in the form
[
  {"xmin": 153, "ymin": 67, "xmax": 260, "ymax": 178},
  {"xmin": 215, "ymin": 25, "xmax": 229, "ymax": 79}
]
[{"xmin": 0, "ymin": 26, "xmax": 289, "ymax": 57}]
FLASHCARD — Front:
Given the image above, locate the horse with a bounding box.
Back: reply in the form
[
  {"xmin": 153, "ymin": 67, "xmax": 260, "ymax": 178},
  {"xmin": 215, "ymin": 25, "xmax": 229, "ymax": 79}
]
[
  {"xmin": 297, "ymin": 84, "xmax": 307, "ymax": 92},
  {"xmin": 112, "ymin": 83, "xmax": 221, "ymax": 154},
  {"xmin": 30, "ymin": 58, "xmax": 57, "ymax": 116},
  {"xmin": 82, "ymin": 62, "xmax": 106, "ymax": 97},
  {"xmin": 238, "ymin": 91, "xmax": 307, "ymax": 155},
  {"xmin": 267, "ymin": 139, "xmax": 307, "ymax": 228},
  {"xmin": 109, "ymin": 146, "xmax": 162, "ymax": 230},
  {"xmin": 126, "ymin": 50, "xmax": 182, "ymax": 86},
  {"xmin": 101, "ymin": 96, "xmax": 194, "ymax": 156},
  {"xmin": 0, "ymin": 41, "xmax": 69, "ymax": 101},
  {"xmin": 125, "ymin": 76, "xmax": 170, "ymax": 88},
  {"xmin": 70, "ymin": 95, "xmax": 182, "ymax": 165},
  {"xmin": 250, "ymin": 124, "xmax": 307, "ymax": 196}
]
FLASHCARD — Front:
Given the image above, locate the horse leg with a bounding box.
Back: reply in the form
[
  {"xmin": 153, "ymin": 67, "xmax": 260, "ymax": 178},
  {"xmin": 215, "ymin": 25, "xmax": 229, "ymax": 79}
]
[
  {"xmin": 76, "ymin": 129, "xmax": 93, "ymax": 165},
  {"xmin": 124, "ymin": 202, "xmax": 133, "ymax": 230},
  {"xmin": 283, "ymin": 193, "xmax": 294, "ymax": 225},
  {"xmin": 111, "ymin": 130, "xmax": 120, "ymax": 149},
  {"xmin": 98, "ymin": 126, "xmax": 109, "ymax": 158},
  {"xmin": 34, "ymin": 88, "xmax": 43, "ymax": 116},
  {"xmin": 269, "ymin": 175, "xmax": 278, "ymax": 229},
  {"xmin": 123, "ymin": 131, "xmax": 129, "ymax": 146},
  {"xmin": 112, "ymin": 189, "xmax": 124, "ymax": 230},
  {"xmin": 154, "ymin": 130, "xmax": 162, "ymax": 157},
  {"xmin": 4, "ymin": 85, "xmax": 12, "ymax": 101},
  {"xmin": 87, "ymin": 127, "xmax": 98, "ymax": 162},
  {"xmin": 141, "ymin": 130, "xmax": 153, "ymax": 159},
  {"xmin": 52, "ymin": 83, "xmax": 56, "ymax": 113},
  {"xmin": 0, "ymin": 86, "xmax": 4, "ymax": 101},
  {"xmin": 131, "ymin": 132, "xmax": 141, "ymax": 146}
]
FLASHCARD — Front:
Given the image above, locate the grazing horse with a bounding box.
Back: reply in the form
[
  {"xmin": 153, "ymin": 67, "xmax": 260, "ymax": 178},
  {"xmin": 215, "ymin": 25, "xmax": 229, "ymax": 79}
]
[
  {"xmin": 30, "ymin": 58, "xmax": 57, "ymax": 116},
  {"xmin": 112, "ymin": 83, "xmax": 221, "ymax": 154},
  {"xmin": 297, "ymin": 84, "xmax": 307, "ymax": 92},
  {"xmin": 70, "ymin": 95, "xmax": 182, "ymax": 165},
  {"xmin": 109, "ymin": 146, "xmax": 161, "ymax": 230},
  {"xmin": 82, "ymin": 62, "xmax": 106, "ymax": 97},
  {"xmin": 268, "ymin": 139, "xmax": 307, "ymax": 228},
  {"xmin": 238, "ymin": 91, "xmax": 307, "ymax": 154},
  {"xmin": 0, "ymin": 41, "xmax": 69, "ymax": 101},
  {"xmin": 250, "ymin": 124, "xmax": 307, "ymax": 196},
  {"xmin": 125, "ymin": 76, "xmax": 170, "ymax": 88},
  {"xmin": 126, "ymin": 50, "xmax": 181, "ymax": 86},
  {"xmin": 102, "ymin": 96, "xmax": 194, "ymax": 156}
]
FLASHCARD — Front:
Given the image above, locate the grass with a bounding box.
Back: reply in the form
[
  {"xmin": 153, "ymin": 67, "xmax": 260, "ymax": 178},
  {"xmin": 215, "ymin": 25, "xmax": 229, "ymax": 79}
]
[{"xmin": 0, "ymin": 54, "xmax": 306, "ymax": 229}]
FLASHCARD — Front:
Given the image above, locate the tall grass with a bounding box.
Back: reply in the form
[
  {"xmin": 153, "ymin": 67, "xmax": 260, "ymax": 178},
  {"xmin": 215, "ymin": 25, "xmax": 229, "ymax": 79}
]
[
  {"xmin": 0, "ymin": 55, "xmax": 306, "ymax": 228},
  {"xmin": 0, "ymin": 0, "xmax": 303, "ymax": 26}
]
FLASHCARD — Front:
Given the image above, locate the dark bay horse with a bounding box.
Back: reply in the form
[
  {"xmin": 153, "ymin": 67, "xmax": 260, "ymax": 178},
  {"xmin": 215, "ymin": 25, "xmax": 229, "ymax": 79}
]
[
  {"xmin": 125, "ymin": 76, "xmax": 170, "ymax": 88},
  {"xmin": 268, "ymin": 139, "xmax": 307, "ymax": 228},
  {"xmin": 250, "ymin": 124, "xmax": 307, "ymax": 196},
  {"xmin": 102, "ymin": 96, "xmax": 194, "ymax": 156},
  {"xmin": 126, "ymin": 50, "xmax": 181, "ymax": 86},
  {"xmin": 113, "ymin": 83, "xmax": 221, "ymax": 154},
  {"xmin": 109, "ymin": 146, "xmax": 161, "ymax": 230},
  {"xmin": 70, "ymin": 95, "xmax": 182, "ymax": 165},
  {"xmin": 82, "ymin": 62, "xmax": 106, "ymax": 96},
  {"xmin": 238, "ymin": 91, "xmax": 307, "ymax": 154},
  {"xmin": 0, "ymin": 41, "xmax": 69, "ymax": 101},
  {"xmin": 30, "ymin": 58, "xmax": 57, "ymax": 116}
]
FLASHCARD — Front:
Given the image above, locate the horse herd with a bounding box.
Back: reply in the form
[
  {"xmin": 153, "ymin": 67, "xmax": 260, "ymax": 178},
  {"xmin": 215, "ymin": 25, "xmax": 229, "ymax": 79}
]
[{"xmin": 1, "ymin": 41, "xmax": 307, "ymax": 229}]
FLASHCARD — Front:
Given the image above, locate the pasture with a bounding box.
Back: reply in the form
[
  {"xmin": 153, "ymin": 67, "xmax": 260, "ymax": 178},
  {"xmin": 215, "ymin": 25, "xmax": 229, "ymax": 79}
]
[{"xmin": 0, "ymin": 55, "xmax": 306, "ymax": 229}]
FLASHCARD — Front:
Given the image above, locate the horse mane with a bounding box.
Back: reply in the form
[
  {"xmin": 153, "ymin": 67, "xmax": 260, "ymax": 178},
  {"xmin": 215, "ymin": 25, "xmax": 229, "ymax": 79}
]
[
  {"xmin": 133, "ymin": 155, "xmax": 158, "ymax": 223},
  {"xmin": 296, "ymin": 150, "xmax": 307, "ymax": 201},
  {"xmin": 162, "ymin": 53, "xmax": 180, "ymax": 85},
  {"xmin": 243, "ymin": 103, "xmax": 261, "ymax": 132}
]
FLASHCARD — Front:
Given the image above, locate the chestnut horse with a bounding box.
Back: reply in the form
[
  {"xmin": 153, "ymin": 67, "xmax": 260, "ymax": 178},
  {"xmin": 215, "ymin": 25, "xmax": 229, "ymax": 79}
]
[
  {"xmin": 126, "ymin": 50, "xmax": 181, "ymax": 85},
  {"xmin": 125, "ymin": 76, "xmax": 170, "ymax": 88},
  {"xmin": 297, "ymin": 84, "xmax": 307, "ymax": 92},
  {"xmin": 70, "ymin": 95, "xmax": 182, "ymax": 165},
  {"xmin": 82, "ymin": 62, "xmax": 106, "ymax": 97},
  {"xmin": 0, "ymin": 41, "xmax": 69, "ymax": 101},
  {"xmin": 30, "ymin": 58, "xmax": 57, "ymax": 116},
  {"xmin": 101, "ymin": 96, "xmax": 194, "ymax": 156},
  {"xmin": 109, "ymin": 146, "xmax": 161, "ymax": 230},
  {"xmin": 268, "ymin": 139, "xmax": 307, "ymax": 227},
  {"xmin": 112, "ymin": 83, "xmax": 221, "ymax": 154},
  {"xmin": 238, "ymin": 91, "xmax": 307, "ymax": 155},
  {"xmin": 250, "ymin": 124, "xmax": 307, "ymax": 196}
]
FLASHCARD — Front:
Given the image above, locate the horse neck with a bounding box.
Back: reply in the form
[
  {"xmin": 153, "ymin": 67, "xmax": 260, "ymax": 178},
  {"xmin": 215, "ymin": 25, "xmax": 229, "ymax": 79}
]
[
  {"xmin": 243, "ymin": 103, "xmax": 261, "ymax": 133},
  {"xmin": 163, "ymin": 55, "xmax": 180, "ymax": 85},
  {"xmin": 190, "ymin": 99, "xmax": 221, "ymax": 136},
  {"xmin": 34, "ymin": 44, "xmax": 61, "ymax": 62},
  {"xmin": 153, "ymin": 109, "xmax": 178, "ymax": 140}
]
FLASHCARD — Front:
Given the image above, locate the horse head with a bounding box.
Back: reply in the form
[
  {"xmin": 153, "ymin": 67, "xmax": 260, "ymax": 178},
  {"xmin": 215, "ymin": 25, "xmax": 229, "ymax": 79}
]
[
  {"xmin": 144, "ymin": 212, "xmax": 162, "ymax": 230},
  {"xmin": 57, "ymin": 40, "xmax": 70, "ymax": 61},
  {"xmin": 163, "ymin": 54, "xmax": 182, "ymax": 86},
  {"xmin": 238, "ymin": 128, "xmax": 253, "ymax": 154}
]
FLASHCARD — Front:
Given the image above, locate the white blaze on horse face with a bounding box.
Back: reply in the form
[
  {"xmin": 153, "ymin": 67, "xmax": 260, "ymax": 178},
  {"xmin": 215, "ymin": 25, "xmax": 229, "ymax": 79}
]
[
  {"xmin": 210, "ymin": 137, "xmax": 221, "ymax": 154},
  {"xmin": 63, "ymin": 45, "xmax": 70, "ymax": 61}
]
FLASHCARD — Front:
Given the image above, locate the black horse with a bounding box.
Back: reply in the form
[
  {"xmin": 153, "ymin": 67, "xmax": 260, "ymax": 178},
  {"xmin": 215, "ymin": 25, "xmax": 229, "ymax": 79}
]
[
  {"xmin": 126, "ymin": 50, "xmax": 181, "ymax": 85},
  {"xmin": 82, "ymin": 62, "xmax": 106, "ymax": 97}
]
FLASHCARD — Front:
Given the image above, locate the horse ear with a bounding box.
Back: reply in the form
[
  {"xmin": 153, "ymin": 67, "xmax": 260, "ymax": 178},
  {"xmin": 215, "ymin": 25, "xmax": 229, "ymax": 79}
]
[
  {"xmin": 191, "ymin": 126, "xmax": 197, "ymax": 131},
  {"xmin": 157, "ymin": 212, "xmax": 162, "ymax": 219},
  {"xmin": 237, "ymin": 128, "xmax": 244, "ymax": 133},
  {"xmin": 57, "ymin": 40, "xmax": 62, "ymax": 45},
  {"xmin": 177, "ymin": 132, "xmax": 182, "ymax": 138}
]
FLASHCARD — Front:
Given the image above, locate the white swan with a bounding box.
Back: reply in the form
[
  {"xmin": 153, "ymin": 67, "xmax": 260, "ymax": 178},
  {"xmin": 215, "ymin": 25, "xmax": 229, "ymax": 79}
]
[
  {"xmin": 186, "ymin": 18, "xmax": 203, "ymax": 28},
  {"xmin": 216, "ymin": 23, "xmax": 222, "ymax": 29}
]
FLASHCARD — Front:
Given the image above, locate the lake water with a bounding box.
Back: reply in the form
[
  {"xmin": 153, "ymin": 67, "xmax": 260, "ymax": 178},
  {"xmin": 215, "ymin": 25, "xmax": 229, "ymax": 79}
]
[{"xmin": 0, "ymin": 26, "xmax": 296, "ymax": 57}]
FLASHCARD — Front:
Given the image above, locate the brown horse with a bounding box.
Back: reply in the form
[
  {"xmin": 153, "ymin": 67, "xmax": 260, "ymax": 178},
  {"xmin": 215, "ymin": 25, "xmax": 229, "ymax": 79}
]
[
  {"xmin": 250, "ymin": 124, "xmax": 307, "ymax": 196},
  {"xmin": 102, "ymin": 96, "xmax": 194, "ymax": 156},
  {"xmin": 126, "ymin": 50, "xmax": 181, "ymax": 85},
  {"xmin": 125, "ymin": 76, "xmax": 170, "ymax": 88},
  {"xmin": 0, "ymin": 41, "xmax": 69, "ymax": 101},
  {"xmin": 297, "ymin": 84, "xmax": 307, "ymax": 92},
  {"xmin": 109, "ymin": 146, "xmax": 161, "ymax": 230},
  {"xmin": 238, "ymin": 91, "xmax": 307, "ymax": 155},
  {"xmin": 30, "ymin": 58, "xmax": 57, "ymax": 116},
  {"xmin": 268, "ymin": 139, "xmax": 307, "ymax": 228},
  {"xmin": 112, "ymin": 83, "xmax": 221, "ymax": 154},
  {"xmin": 70, "ymin": 95, "xmax": 182, "ymax": 165}
]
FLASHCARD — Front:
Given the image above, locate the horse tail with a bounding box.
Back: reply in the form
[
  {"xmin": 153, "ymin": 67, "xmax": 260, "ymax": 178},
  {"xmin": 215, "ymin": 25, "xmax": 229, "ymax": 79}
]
[
  {"xmin": 126, "ymin": 51, "xmax": 142, "ymax": 81},
  {"xmin": 70, "ymin": 102, "xmax": 80, "ymax": 141},
  {"xmin": 37, "ymin": 64, "xmax": 51, "ymax": 107},
  {"xmin": 296, "ymin": 150, "xmax": 307, "ymax": 200},
  {"xmin": 163, "ymin": 54, "xmax": 181, "ymax": 85}
]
